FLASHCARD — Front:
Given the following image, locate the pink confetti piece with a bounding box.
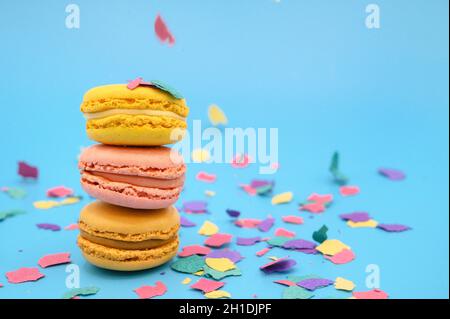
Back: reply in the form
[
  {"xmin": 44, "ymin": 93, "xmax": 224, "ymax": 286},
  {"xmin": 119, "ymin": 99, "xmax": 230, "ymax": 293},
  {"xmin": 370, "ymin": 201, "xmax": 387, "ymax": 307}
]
[
  {"xmin": 178, "ymin": 245, "xmax": 211, "ymax": 257},
  {"xmin": 38, "ymin": 253, "xmax": 71, "ymax": 268},
  {"xmin": 240, "ymin": 184, "xmax": 257, "ymax": 196},
  {"xmin": 377, "ymin": 224, "xmax": 411, "ymax": 232},
  {"xmin": 36, "ymin": 223, "xmax": 60, "ymax": 231},
  {"xmin": 353, "ymin": 289, "xmax": 389, "ymax": 299},
  {"xmin": 234, "ymin": 218, "xmax": 261, "ymax": 228},
  {"xmin": 324, "ymin": 249, "xmax": 355, "ymax": 264},
  {"xmin": 64, "ymin": 223, "xmax": 79, "ymax": 230},
  {"xmin": 127, "ymin": 77, "xmax": 150, "ymax": 90},
  {"xmin": 231, "ymin": 154, "xmax": 251, "ymax": 169},
  {"xmin": 190, "ymin": 278, "xmax": 225, "ymax": 293},
  {"xmin": 47, "ymin": 186, "xmax": 74, "ymax": 198},
  {"xmin": 307, "ymin": 193, "xmax": 333, "ymax": 204},
  {"xmin": 256, "ymin": 247, "xmax": 271, "ymax": 257},
  {"xmin": 300, "ymin": 202, "xmax": 326, "ymax": 213},
  {"xmin": 134, "ymin": 281, "xmax": 167, "ymax": 299},
  {"xmin": 260, "ymin": 257, "xmax": 297, "ymax": 274},
  {"xmin": 274, "ymin": 279, "xmax": 296, "ymax": 287},
  {"xmin": 275, "ymin": 228, "xmax": 296, "ymax": 238},
  {"xmin": 339, "ymin": 185, "xmax": 360, "ymax": 196},
  {"xmin": 6, "ymin": 267, "xmax": 44, "ymax": 284},
  {"xmin": 204, "ymin": 233, "xmax": 232, "ymax": 248},
  {"xmin": 154, "ymin": 14, "xmax": 175, "ymax": 45},
  {"xmin": 282, "ymin": 215, "xmax": 304, "ymax": 225},
  {"xmin": 378, "ymin": 168, "xmax": 405, "ymax": 181},
  {"xmin": 18, "ymin": 161, "xmax": 38, "ymax": 179},
  {"xmin": 196, "ymin": 171, "xmax": 217, "ymax": 183}
]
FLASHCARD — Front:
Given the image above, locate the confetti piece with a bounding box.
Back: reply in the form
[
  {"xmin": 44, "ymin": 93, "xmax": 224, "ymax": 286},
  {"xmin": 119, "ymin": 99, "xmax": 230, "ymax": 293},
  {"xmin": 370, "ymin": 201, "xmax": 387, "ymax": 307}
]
[
  {"xmin": 206, "ymin": 249, "xmax": 244, "ymax": 263},
  {"xmin": 353, "ymin": 289, "xmax": 389, "ymax": 299},
  {"xmin": 178, "ymin": 245, "xmax": 211, "ymax": 257},
  {"xmin": 180, "ymin": 216, "xmax": 196, "ymax": 227},
  {"xmin": 18, "ymin": 161, "xmax": 38, "ymax": 179},
  {"xmin": 329, "ymin": 151, "xmax": 348, "ymax": 185},
  {"xmin": 236, "ymin": 237, "xmax": 261, "ymax": 246},
  {"xmin": 235, "ymin": 218, "xmax": 261, "ymax": 228},
  {"xmin": 307, "ymin": 193, "xmax": 333, "ymax": 204},
  {"xmin": 378, "ymin": 168, "xmax": 405, "ymax": 181},
  {"xmin": 1, "ymin": 187, "xmax": 27, "ymax": 199},
  {"xmin": 154, "ymin": 14, "xmax": 175, "ymax": 45},
  {"xmin": 208, "ymin": 104, "xmax": 228, "ymax": 126},
  {"xmin": 33, "ymin": 196, "xmax": 81, "ymax": 210},
  {"xmin": 297, "ymin": 278, "xmax": 333, "ymax": 291},
  {"xmin": 377, "ymin": 224, "xmax": 411, "ymax": 232},
  {"xmin": 193, "ymin": 271, "xmax": 205, "ymax": 276},
  {"xmin": 191, "ymin": 278, "xmax": 225, "ymax": 293},
  {"xmin": 38, "ymin": 253, "xmax": 71, "ymax": 268},
  {"xmin": 256, "ymin": 247, "xmax": 271, "ymax": 257},
  {"xmin": 64, "ymin": 223, "xmax": 79, "ymax": 230},
  {"xmin": 275, "ymin": 228, "xmax": 295, "ymax": 238},
  {"xmin": 300, "ymin": 202, "xmax": 326, "ymax": 213},
  {"xmin": 60, "ymin": 196, "xmax": 81, "ymax": 205},
  {"xmin": 192, "ymin": 148, "xmax": 211, "ymax": 163},
  {"xmin": 282, "ymin": 239, "xmax": 316, "ymax": 250},
  {"xmin": 134, "ymin": 281, "xmax": 167, "ymax": 299},
  {"xmin": 231, "ymin": 154, "xmax": 251, "ymax": 169},
  {"xmin": 183, "ymin": 201, "xmax": 207, "ymax": 213},
  {"xmin": 6, "ymin": 267, "xmax": 44, "ymax": 284},
  {"xmin": 339, "ymin": 212, "xmax": 371, "ymax": 223},
  {"xmin": 205, "ymin": 258, "xmax": 236, "ymax": 272},
  {"xmin": 171, "ymin": 255, "xmax": 205, "ymax": 274},
  {"xmin": 312, "ymin": 225, "xmax": 328, "ymax": 243},
  {"xmin": 282, "ymin": 286, "xmax": 314, "ymax": 299},
  {"xmin": 324, "ymin": 249, "xmax": 355, "ymax": 264},
  {"xmin": 205, "ymin": 190, "xmax": 216, "ymax": 197},
  {"xmin": 282, "ymin": 215, "xmax": 303, "ymax": 225},
  {"xmin": 204, "ymin": 290, "xmax": 231, "ymax": 299},
  {"xmin": 258, "ymin": 216, "xmax": 275, "ymax": 232},
  {"xmin": 339, "ymin": 185, "xmax": 360, "ymax": 196},
  {"xmin": 274, "ymin": 279, "xmax": 296, "ymax": 287},
  {"xmin": 334, "ymin": 277, "xmax": 355, "ymax": 291},
  {"xmin": 181, "ymin": 277, "xmax": 191, "ymax": 285},
  {"xmin": 203, "ymin": 265, "xmax": 242, "ymax": 280},
  {"xmin": 198, "ymin": 221, "xmax": 219, "ymax": 236},
  {"xmin": 316, "ymin": 239, "xmax": 350, "ymax": 256},
  {"xmin": 226, "ymin": 209, "xmax": 240, "ymax": 218},
  {"xmin": 47, "ymin": 186, "xmax": 74, "ymax": 198},
  {"xmin": 204, "ymin": 233, "xmax": 232, "ymax": 247},
  {"xmin": 62, "ymin": 287, "xmax": 99, "ymax": 299},
  {"xmin": 260, "ymin": 257, "xmax": 297, "ymax": 273},
  {"xmin": 36, "ymin": 223, "xmax": 61, "ymax": 231},
  {"xmin": 196, "ymin": 171, "xmax": 216, "ymax": 183},
  {"xmin": 0, "ymin": 209, "xmax": 26, "ymax": 222},
  {"xmin": 267, "ymin": 236, "xmax": 291, "ymax": 247},
  {"xmin": 347, "ymin": 219, "xmax": 378, "ymax": 228},
  {"xmin": 271, "ymin": 192, "xmax": 293, "ymax": 205}
]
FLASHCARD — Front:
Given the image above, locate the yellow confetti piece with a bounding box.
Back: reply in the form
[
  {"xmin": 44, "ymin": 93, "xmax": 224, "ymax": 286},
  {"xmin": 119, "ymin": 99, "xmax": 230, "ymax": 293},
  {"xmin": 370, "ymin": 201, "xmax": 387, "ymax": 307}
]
[
  {"xmin": 60, "ymin": 196, "xmax": 81, "ymax": 205},
  {"xmin": 271, "ymin": 192, "xmax": 293, "ymax": 205},
  {"xmin": 193, "ymin": 271, "xmax": 205, "ymax": 276},
  {"xmin": 208, "ymin": 104, "xmax": 228, "ymax": 126},
  {"xmin": 268, "ymin": 256, "xmax": 279, "ymax": 261},
  {"xmin": 192, "ymin": 148, "xmax": 211, "ymax": 163},
  {"xmin": 204, "ymin": 190, "xmax": 216, "ymax": 197},
  {"xmin": 204, "ymin": 290, "xmax": 231, "ymax": 299},
  {"xmin": 181, "ymin": 277, "xmax": 191, "ymax": 285},
  {"xmin": 33, "ymin": 200, "xmax": 59, "ymax": 209},
  {"xmin": 347, "ymin": 219, "xmax": 378, "ymax": 228},
  {"xmin": 316, "ymin": 239, "xmax": 350, "ymax": 256},
  {"xmin": 205, "ymin": 258, "xmax": 236, "ymax": 272},
  {"xmin": 198, "ymin": 220, "xmax": 219, "ymax": 236},
  {"xmin": 334, "ymin": 277, "xmax": 355, "ymax": 291}
]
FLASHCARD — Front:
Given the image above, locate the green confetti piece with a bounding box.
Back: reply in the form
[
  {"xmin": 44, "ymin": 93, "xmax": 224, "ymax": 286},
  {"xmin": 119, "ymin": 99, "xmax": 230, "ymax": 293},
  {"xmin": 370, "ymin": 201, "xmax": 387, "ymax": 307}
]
[
  {"xmin": 287, "ymin": 274, "xmax": 320, "ymax": 283},
  {"xmin": 312, "ymin": 225, "xmax": 328, "ymax": 243},
  {"xmin": 282, "ymin": 286, "xmax": 314, "ymax": 299},
  {"xmin": 329, "ymin": 151, "xmax": 348, "ymax": 185},
  {"xmin": 171, "ymin": 255, "xmax": 205, "ymax": 274},
  {"xmin": 267, "ymin": 236, "xmax": 291, "ymax": 247},
  {"xmin": 203, "ymin": 265, "xmax": 242, "ymax": 280},
  {"xmin": 151, "ymin": 80, "xmax": 183, "ymax": 99},
  {"xmin": 256, "ymin": 184, "xmax": 273, "ymax": 196},
  {"xmin": 2, "ymin": 187, "xmax": 27, "ymax": 199},
  {"xmin": 62, "ymin": 286, "xmax": 100, "ymax": 299},
  {"xmin": 0, "ymin": 209, "xmax": 26, "ymax": 222}
]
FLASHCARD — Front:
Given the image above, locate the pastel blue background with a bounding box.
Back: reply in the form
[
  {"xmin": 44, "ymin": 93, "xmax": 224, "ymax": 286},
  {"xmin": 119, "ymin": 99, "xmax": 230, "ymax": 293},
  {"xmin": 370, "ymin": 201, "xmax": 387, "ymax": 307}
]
[{"xmin": 0, "ymin": 0, "xmax": 448, "ymax": 299}]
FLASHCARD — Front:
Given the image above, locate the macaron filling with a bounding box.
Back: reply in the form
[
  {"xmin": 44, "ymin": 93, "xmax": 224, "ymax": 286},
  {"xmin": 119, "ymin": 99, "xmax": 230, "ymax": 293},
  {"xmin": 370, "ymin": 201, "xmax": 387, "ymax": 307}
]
[
  {"xmin": 83, "ymin": 109, "xmax": 186, "ymax": 122},
  {"xmin": 86, "ymin": 171, "xmax": 185, "ymax": 189}
]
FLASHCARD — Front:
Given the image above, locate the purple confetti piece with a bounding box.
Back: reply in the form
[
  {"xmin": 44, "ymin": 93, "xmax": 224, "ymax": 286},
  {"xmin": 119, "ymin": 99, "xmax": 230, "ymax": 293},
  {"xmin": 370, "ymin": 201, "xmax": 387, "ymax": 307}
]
[
  {"xmin": 260, "ymin": 258, "xmax": 297, "ymax": 274},
  {"xmin": 206, "ymin": 249, "xmax": 244, "ymax": 263},
  {"xmin": 183, "ymin": 201, "xmax": 207, "ymax": 213},
  {"xmin": 180, "ymin": 216, "xmax": 196, "ymax": 227},
  {"xmin": 339, "ymin": 212, "xmax": 371, "ymax": 223},
  {"xmin": 295, "ymin": 248, "xmax": 319, "ymax": 255},
  {"xmin": 297, "ymin": 278, "xmax": 333, "ymax": 291},
  {"xmin": 236, "ymin": 237, "xmax": 261, "ymax": 246},
  {"xmin": 250, "ymin": 180, "xmax": 272, "ymax": 189},
  {"xmin": 378, "ymin": 168, "xmax": 406, "ymax": 181},
  {"xmin": 226, "ymin": 209, "xmax": 241, "ymax": 218},
  {"xmin": 36, "ymin": 223, "xmax": 60, "ymax": 231},
  {"xmin": 283, "ymin": 239, "xmax": 316, "ymax": 250},
  {"xmin": 377, "ymin": 224, "xmax": 411, "ymax": 232},
  {"xmin": 258, "ymin": 217, "xmax": 275, "ymax": 232}
]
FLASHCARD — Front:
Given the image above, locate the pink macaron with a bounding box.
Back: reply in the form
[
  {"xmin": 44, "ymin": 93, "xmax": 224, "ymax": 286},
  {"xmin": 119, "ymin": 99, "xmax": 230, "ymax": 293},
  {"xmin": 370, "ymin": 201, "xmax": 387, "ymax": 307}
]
[{"xmin": 78, "ymin": 144, "xmax": 186, "ymax": 209}]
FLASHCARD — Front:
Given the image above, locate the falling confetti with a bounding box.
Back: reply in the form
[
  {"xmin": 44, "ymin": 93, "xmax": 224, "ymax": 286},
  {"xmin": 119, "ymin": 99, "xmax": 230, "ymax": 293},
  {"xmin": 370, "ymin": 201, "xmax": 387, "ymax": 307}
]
[
  {"xmin": 378, "ymin": 168, "xmax": 406, "ymax": 181},
  {"xmin": 154, "ymin": 14, "xmax": 175, "ymax": 45},
  {"xmin": 18, "ymin": 161, "xmax": 38, "ymax": 179},
  {"xmin": 329, "ymin": 152, "xmax": 348, "ymax": 185},
  {"xmin": 208, "ymin": 104, "xmax": 228, "ymax": 126}
]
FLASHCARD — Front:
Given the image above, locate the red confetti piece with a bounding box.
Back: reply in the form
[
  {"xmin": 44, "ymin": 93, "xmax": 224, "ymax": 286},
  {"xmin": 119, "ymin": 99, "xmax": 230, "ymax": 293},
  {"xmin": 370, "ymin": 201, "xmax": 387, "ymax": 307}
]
[
  {"xmin": 196, "ymin": 171, "xmax": 217, "ymax": 183},
  {"xmin": 282, "ymin": 215, "xmax": 304, "ymax": 224},
  {"xmin": 38, "ymin": 253, "xmax": 71, "ymax": 268},
  {"xmin": 275, "ymin": 228, "xmax": 296, "ymax": 238},
  {"xmin": 231, "ymin": 154, "xmax": 251, "ymax": 169},
  {"xmin": 274, "ymin": 279, "xmax": 296, "ymax": 287},
  {"xmin": 47, "ymin": 186, "xmax": 74, "ymax": 198},
  {"xmin": 134, "ymin": 281, "xmax": 167, "ymax": 299},
  {"xmin": 339, "ymin": 185, "xmax": 360, "ymax": 196},
  {"xmin": 154, "ymin": 14, "xmax": 175, "ymax": 45},
  {"xmin": 307, "ymin": 193, "xmax": 333, "ymax": 204},
  {"xmin": 300, "ymin": 202, "xmax": 326, "ymax": 213},
  {"xmin": 190, "ymin": 278, "xmax": 225, "ymax": 293},
  {"xmin": 178, "ymin": 245, "xmax": 211, "ymax": 257},
  {"xmin": 256, "ymin": 247, "xmax": 271, "ymax": 257},
  {"xmin": 6, "ymin": 267, "xmax": 44, "ymax": 284},
  {"xmin": 353, "ymin": 289, "xmax": 389, "ymax": 299},
  {"xmin": 204, "ymin": 233, "xmax": 232, "ymax": 248},
  {"xmin": 18, "ymin": 161, "xmax": 38, "ymax": 179},
  {"xmin": 234, "ymin": 218, "xmax": 261, "ymax": 228}
]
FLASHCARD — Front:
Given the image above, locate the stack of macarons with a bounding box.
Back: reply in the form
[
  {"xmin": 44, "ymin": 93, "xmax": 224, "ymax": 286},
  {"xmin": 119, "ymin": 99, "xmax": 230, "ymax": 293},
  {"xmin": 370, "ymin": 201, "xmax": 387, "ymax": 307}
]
[{"xmin": 77, "ymin": 79, "xmax": 189, "ymax": 271}]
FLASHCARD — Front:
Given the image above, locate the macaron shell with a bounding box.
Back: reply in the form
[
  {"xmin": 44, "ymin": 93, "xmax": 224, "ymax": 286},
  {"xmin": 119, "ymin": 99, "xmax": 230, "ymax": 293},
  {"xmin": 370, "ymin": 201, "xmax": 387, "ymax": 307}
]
[{"xmin": 78, "ymin": 235, "xmax": 179, "ymax": 271}]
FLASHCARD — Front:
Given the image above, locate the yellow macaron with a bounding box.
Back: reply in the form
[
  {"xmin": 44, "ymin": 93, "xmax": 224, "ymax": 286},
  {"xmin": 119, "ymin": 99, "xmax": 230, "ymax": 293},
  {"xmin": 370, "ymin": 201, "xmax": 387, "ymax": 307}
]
[
  {"xmin": 77, "ymin": 201, "xmax": 180, "ymax": 271},
  {"xmin": 80, "ymin": 82, "xmax": 189, "ymax": 146}
]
